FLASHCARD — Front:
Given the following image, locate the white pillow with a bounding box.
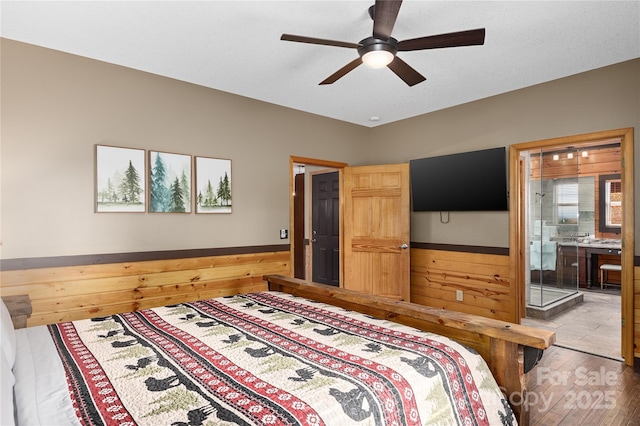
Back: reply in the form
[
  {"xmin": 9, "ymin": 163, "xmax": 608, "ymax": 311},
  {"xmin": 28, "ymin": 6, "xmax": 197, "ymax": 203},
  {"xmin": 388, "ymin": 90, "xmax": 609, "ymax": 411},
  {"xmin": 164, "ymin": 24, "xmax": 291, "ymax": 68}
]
[
  {"xmin": 0, "ymin": 300, "xmax": 16, "ymax": 367},
  {"xmin": 0, "ymin": 351, "xmax": 15, "ymax": 426}
]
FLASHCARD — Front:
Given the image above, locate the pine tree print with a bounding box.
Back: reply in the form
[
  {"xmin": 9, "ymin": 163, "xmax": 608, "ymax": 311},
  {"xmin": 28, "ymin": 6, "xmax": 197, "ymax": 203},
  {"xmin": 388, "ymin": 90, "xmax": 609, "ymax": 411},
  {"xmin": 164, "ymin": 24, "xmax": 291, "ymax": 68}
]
[
  {"xmin": 150, "ymin": 152, "xmax": 170, "ymax": 212},
  {"xmin": 169, "ymin": 177, "xmax": 185, "ymax": 212},
  {"xmin": 121, "ymin": 160, "xmax": 143, "ymax": 203}
]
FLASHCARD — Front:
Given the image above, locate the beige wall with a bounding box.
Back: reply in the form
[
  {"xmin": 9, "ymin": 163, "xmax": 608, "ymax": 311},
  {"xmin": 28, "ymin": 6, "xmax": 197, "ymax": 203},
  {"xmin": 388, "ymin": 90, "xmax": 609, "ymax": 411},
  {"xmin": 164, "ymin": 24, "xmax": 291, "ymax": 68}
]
[
  {"xmin": 0, "ymin": 39, "xmax": 370, "ymax": 259},
  {"xmin": 369, "ymin": 59, "xmax": 640, "ymax": 250},
  {"xmin": 1, "ymin": 39, "xmax": 638, "ymax": 259}
]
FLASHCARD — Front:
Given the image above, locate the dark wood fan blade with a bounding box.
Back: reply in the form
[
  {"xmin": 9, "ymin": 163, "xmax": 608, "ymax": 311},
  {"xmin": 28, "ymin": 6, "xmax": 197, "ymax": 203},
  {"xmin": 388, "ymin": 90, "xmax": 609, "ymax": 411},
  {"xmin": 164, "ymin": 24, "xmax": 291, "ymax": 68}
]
[
  {"xmin": 372, "ymin": 0, "xmax": 403, "ymax": 40},
  {"xmin": 397, "ymin": 28, "xmax": 485, "ymax": 51},
  {"xmin": 320, "ymin": 58, "xmax": 362, "ymax": 85},
  {"xmin": 281, "ymin": 34, "xmax": 359, "ymax": 49},
  {"xmin": 387, "ymin": 56, "xmax": 426, "ymax": 86}
]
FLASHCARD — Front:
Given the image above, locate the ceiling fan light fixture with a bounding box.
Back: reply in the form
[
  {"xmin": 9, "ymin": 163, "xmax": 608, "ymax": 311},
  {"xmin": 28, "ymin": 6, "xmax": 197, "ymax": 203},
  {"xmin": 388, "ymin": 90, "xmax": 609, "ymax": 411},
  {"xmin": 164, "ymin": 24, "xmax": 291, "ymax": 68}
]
[
  {"xmin": 358, "ymin": 37, "xmax": 398, "ymax": 69},
  {"xmin": 362, "ymin": 50, "xmax": 395, "ymax": 68}
]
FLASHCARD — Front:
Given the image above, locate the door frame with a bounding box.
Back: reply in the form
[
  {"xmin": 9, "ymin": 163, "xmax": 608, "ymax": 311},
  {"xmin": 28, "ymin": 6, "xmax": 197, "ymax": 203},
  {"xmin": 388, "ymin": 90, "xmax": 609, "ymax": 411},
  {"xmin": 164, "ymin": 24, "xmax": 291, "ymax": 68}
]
[
  {"xmin": 509, "ymin": 128, "xmax": 634, "ymax": 365},
  {"xmin": 289, "ymin": 156, "xmax": 348, "ymax": 284}
]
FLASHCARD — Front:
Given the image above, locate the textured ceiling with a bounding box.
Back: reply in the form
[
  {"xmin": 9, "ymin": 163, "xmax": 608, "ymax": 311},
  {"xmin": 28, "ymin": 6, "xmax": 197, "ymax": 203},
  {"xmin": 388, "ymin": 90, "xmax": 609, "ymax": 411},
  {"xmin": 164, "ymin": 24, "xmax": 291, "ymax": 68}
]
[{"xmin": 1, "ymin": 1, "xmax": 639, "ymax": 127}]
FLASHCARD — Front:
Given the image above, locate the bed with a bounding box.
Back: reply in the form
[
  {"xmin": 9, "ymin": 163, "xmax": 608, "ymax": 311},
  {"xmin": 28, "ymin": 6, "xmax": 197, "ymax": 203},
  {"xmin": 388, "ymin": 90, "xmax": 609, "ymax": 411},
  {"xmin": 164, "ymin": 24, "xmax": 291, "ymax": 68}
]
[{"xmin": 1, "ymin": 275, "xmax": 554, "ymax": 425}]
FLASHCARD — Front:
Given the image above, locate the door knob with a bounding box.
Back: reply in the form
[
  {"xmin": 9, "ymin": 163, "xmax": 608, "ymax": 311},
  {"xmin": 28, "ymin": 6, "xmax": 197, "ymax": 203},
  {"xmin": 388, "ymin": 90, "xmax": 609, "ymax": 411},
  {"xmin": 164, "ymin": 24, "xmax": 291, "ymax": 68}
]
[{"xmin": 399, "ymin": 244, "xmax": 409, "ymax": 249}]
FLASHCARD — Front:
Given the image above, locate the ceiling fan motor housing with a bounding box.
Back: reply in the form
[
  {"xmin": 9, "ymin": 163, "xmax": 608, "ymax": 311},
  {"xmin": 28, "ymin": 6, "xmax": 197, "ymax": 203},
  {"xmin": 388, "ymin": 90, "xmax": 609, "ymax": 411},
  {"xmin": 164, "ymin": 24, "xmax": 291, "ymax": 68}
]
[{"xmin": 357, "ymin": 37, "xmax": 399, "ymax": 58}]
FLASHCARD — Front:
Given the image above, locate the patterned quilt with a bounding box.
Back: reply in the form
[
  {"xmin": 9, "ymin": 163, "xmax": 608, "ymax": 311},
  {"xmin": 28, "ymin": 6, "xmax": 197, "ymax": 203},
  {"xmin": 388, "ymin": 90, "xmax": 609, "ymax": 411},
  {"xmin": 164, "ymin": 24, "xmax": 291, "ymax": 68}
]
[{"xmin": 48, "ymin": 291, "xmax": 515, "ymax": 425}]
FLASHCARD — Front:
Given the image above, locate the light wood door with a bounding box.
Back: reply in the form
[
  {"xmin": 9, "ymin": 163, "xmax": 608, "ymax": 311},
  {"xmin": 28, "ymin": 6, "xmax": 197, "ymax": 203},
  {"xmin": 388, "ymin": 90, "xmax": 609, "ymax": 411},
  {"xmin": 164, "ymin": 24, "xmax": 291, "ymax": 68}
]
[{"xmin": 343, "ymin": 163, "xmax": 410, "ymax": 300}]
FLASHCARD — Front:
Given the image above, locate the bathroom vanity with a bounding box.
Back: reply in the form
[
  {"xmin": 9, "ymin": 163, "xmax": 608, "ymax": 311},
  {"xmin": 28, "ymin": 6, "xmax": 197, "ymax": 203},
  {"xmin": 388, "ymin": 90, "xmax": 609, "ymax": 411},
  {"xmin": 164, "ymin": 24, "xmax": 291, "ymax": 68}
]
[{"xmin": 557, "ymin": 239, "xmax": 621, "ymax": 288}]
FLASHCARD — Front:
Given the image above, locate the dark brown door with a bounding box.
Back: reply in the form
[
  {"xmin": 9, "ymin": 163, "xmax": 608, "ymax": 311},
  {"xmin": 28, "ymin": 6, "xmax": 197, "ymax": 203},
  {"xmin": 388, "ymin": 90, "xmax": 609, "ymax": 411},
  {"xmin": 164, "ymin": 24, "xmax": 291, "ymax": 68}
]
[
  {"xmin": 293, "ymin": 173, "xmax": 305, "ymax": 279},
  {"xmin": 312, "ymin": 172, "xmax": 340, "ymax": 286}
]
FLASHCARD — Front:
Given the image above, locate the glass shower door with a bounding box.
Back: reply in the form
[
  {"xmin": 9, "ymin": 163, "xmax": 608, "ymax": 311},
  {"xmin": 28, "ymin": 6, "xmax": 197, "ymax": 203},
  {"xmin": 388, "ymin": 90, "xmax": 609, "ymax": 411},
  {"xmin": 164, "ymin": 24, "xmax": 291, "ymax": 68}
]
[{"xmin": 527, "ymin": 147, "xmax": 580, "ymax": 307}]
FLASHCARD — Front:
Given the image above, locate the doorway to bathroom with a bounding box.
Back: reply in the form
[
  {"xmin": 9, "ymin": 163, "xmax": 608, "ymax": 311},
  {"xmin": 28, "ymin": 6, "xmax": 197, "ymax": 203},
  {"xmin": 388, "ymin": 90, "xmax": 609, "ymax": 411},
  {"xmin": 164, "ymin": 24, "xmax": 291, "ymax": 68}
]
[{"xmin": 510, "ymin": 128, "xmax": 634, "ymax": 364}]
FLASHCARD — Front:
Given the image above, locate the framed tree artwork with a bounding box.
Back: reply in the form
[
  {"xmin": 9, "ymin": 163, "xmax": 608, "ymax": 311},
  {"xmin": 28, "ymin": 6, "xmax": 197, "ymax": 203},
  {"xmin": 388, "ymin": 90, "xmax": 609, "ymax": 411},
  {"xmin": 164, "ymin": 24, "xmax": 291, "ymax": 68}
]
[
  {"xmin": 95, "ymin": 145, "xmax": 146, "ymax": 213},
  {"xmin": 195, "ymin": 156, "xmax": 232, "ymax": 213},
  {"xmin": 149, "ymin": 151, "xmax": 192, "ymax": 213}
]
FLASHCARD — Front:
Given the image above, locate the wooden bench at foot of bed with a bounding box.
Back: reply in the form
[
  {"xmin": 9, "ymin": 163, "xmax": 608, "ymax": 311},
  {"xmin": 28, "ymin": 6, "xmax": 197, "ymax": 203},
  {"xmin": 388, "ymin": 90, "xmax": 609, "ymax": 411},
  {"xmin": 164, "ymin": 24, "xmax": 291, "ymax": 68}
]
[{"xmin": 264, "ymin": 274, "xmax": 556, "ymax": 426}]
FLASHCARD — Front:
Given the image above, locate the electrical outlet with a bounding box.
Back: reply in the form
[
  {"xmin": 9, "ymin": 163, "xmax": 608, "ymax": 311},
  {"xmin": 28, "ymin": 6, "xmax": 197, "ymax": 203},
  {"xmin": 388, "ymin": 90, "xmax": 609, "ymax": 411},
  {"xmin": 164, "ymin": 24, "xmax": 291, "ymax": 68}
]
[
  {"xmin": 280, "ymin": 229, "xmax": 288, "ymax": 239},
  {"xmin": 456, "ymin": 290, "xmax": 463, "ymax": 301}
]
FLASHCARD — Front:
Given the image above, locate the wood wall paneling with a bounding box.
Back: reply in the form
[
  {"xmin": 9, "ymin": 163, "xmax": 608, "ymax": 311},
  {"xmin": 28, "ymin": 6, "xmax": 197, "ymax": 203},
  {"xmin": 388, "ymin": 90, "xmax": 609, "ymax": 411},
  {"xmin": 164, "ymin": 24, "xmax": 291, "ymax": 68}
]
[
  {"xmin": 6, "ymin": 243, "xmax": 639, "ymax": 363},
  {"xmin": 528, "ymin": 145, "xmax": 621, "ymax": 179},
  {"xmin": 410, "ymin": 248, "xmax": 514, "ymax": 322},
  {"xmin": 0, "ymin": 251, "xmax": 290, "ymax": 326},
  {"xmin": 635, "ymin": 265, "xmax": 640, "ymax": 358}
]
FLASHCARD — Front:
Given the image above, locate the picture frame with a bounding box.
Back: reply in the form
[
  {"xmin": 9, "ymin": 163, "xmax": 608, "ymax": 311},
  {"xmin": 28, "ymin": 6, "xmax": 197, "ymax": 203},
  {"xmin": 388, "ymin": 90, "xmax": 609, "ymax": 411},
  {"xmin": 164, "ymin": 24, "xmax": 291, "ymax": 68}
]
[
  {"xmin": 195, "ymin": 156, "xmax": 232, "ymax": 214},
  {"xmin": 95, "ymin": 145, "xmax": 146, "ymax": 213},
  {"xmin": 149, "ymin": 151, "xmax": 192, "ymax": 213}
]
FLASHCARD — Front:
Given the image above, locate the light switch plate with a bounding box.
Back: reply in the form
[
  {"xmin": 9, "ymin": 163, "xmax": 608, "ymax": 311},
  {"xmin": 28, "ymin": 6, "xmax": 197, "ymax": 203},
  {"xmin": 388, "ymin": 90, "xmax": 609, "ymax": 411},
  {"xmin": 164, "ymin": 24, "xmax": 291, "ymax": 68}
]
[{"xmin": 280, "ymin": 229, "xmax": 288, "ymax": 239}]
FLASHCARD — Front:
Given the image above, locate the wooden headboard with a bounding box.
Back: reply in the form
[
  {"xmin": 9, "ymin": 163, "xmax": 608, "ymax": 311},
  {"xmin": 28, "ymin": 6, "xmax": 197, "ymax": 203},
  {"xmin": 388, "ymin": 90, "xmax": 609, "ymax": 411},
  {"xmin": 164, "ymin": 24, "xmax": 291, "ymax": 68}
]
[{"xmin": 264, "ymin": 274, "xmax": 556, "ymax": 426}]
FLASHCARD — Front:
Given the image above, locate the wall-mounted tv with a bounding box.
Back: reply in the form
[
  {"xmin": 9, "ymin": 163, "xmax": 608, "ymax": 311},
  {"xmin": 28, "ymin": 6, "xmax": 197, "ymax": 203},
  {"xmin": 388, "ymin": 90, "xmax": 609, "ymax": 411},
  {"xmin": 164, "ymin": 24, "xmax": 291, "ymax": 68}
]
[{"xmin": 410, "ymin": 147, "xmax": 508, "ymax": 212}]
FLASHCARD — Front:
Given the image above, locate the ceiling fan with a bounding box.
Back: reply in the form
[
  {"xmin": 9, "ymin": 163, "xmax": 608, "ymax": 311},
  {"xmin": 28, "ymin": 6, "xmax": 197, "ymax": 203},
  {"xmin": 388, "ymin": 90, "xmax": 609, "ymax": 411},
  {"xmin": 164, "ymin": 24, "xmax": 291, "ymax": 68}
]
[{"xmin": 281, "ymin": 0, "xmax": 485, "ymax": 87}]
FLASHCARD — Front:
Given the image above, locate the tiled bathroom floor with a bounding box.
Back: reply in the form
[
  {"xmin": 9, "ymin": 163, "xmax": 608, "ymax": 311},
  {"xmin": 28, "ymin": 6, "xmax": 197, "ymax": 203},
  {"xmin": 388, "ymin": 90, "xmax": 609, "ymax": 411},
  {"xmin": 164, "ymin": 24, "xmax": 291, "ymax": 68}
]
[{"xmin": 522, "ymin": 288, "xmax": 622, "ymax": 359}]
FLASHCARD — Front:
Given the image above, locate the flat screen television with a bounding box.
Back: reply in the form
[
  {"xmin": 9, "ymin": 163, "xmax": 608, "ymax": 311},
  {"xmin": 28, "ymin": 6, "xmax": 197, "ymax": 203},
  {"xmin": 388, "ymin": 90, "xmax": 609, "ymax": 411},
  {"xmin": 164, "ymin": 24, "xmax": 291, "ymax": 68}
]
[{"xmin": 410, "ymin": 147, "xmax": 508, "ymax": 212}]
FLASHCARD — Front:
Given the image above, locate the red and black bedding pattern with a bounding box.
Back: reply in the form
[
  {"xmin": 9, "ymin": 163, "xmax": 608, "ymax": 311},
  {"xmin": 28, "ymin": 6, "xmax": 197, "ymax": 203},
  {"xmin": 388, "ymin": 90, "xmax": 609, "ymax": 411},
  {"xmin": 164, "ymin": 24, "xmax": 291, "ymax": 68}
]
[{"xmin": 47, "ymin": 291, "xmax": 515, "ymax": 425}]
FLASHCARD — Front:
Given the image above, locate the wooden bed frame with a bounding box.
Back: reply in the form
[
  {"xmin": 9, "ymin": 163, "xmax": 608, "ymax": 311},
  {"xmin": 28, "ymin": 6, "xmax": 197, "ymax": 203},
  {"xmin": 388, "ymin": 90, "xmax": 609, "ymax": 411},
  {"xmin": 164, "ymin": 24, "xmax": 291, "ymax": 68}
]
[
  {"xmin": 3, "ymin": 276, "xmax": 554, "ymax": 425},
  {"xmin": 265, "ymin": 274, "xmax": 556, "ymax": 426}
]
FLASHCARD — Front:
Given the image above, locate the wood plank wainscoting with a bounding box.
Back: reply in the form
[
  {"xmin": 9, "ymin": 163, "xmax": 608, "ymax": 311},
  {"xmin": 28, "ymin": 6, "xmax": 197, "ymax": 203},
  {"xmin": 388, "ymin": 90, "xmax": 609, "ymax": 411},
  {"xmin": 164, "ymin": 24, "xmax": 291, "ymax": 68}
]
[
  {"xmin": 6, "ymin": 243, "xmax": 640, "ymax": 370},
  {"xmin": 412, "ymin": 244, "xmax": 640, "ymax": 373},
  {"xmin": 410, "ymin": 243, "xmax": 515, "ymax": 322},
  {"xmin": 0, "ymin": 245, "xmax": 289, "ymax": 327},
  {"xmin": 636, "ymin": 263, "xmax": 640, "ymax": 368}
]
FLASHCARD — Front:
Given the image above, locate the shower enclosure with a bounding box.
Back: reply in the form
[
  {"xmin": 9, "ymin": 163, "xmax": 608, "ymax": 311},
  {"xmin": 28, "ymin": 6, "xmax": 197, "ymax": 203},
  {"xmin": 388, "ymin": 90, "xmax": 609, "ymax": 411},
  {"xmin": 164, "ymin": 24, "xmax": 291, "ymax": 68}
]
[{"xmin": 526, "ymin": 147, "xmax": 593, "ymax": 307}]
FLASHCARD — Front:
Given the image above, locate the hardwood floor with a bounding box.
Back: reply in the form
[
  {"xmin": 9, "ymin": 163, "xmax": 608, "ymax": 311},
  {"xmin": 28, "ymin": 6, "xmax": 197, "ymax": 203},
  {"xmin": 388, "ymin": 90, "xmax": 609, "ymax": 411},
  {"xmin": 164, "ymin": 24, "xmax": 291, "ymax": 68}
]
[{"xmin": 528, "ymin": 345, "xmax": 640, "ymax": 425}]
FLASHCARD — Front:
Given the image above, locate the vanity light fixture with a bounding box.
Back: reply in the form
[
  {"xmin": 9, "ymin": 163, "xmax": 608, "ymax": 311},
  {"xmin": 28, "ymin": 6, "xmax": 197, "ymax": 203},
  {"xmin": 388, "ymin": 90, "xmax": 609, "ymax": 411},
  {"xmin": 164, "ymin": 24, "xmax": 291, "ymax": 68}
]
[
  {"xmin": 553, "ymin": 154, "xmax": 559, "ymax": 161},
  {"xmin": 582, "ymin": 150, "xmax": 589, "ymax": 158},
  {"xmin": 567, "ymin": 152, "xmax": 574, "ymax": 159}
]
